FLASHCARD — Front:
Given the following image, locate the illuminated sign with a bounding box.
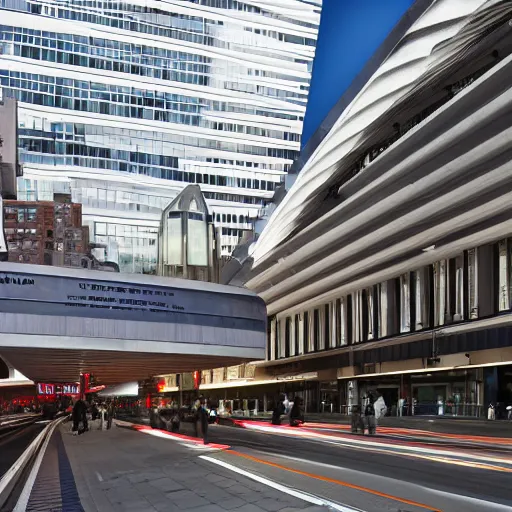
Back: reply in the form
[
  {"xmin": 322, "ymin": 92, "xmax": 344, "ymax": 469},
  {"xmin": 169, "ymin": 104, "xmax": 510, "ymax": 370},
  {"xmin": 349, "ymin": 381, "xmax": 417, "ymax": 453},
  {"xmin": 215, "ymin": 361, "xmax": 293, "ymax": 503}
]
[{"xmin": 37, "ymin": 383, "xmax": 79, "ymax": 395}]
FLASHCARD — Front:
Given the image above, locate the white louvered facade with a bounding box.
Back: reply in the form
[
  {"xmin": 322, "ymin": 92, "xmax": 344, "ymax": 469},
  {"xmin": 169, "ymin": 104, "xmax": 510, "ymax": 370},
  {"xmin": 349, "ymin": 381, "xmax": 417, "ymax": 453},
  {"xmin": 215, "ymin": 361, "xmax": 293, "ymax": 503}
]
[
  {"xmin": 252, "ymin": 0, "xmax": 508, "ymax": 264},
  {"xmin": 0, "ymin": 0, "xmax": 321, "ymax": 272},
  {"xmin": 244, "ymin": 0, "xmax": 512, "ymax": 365}
]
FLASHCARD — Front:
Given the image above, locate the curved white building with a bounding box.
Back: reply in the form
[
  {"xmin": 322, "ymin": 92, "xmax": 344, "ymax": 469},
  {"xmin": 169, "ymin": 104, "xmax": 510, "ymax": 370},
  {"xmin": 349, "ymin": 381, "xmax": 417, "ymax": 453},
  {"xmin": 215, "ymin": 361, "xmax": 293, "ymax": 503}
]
[
  {"xmin": 222, "ymin": 0, "xmax": 512, "ymax": 415},
  {"xmin": 0, "ymin": 0, "xmax": 321, "ymax": 271}
]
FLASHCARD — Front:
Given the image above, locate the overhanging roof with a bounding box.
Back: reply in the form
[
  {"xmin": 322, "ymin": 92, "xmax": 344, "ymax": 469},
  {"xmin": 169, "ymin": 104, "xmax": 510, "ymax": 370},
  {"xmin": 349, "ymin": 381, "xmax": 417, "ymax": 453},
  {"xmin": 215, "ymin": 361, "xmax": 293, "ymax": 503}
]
[{"xmin": 0, "ymin": 263, "xmax": 266, "ymax": 384}]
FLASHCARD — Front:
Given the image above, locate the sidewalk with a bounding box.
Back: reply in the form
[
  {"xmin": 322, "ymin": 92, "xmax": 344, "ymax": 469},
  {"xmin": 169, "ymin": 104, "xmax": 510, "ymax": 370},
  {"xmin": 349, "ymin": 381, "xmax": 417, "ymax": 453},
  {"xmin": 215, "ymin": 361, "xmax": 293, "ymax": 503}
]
[
  {"xmin": 22, "ymin": 421, "xmax": 330, "ymax": 512},
  {"xmin": 226, "ymin": 413, "xmax": 512, "ymax": 437}
]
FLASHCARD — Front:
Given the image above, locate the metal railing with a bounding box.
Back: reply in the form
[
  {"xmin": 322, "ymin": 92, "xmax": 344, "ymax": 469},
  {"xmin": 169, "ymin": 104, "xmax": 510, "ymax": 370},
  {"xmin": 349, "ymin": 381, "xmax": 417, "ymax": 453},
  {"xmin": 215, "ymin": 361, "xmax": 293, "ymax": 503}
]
[{"xmin": 0, "ymin": 416, "xmax": 65, "ymax": 510}]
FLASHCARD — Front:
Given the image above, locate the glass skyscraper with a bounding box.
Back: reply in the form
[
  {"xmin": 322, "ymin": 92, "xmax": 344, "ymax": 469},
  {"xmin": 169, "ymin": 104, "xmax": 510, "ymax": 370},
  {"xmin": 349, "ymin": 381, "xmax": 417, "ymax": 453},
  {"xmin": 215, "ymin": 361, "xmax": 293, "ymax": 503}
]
[{"xmin": 0, "ymin": 0, "xmax": 321, "ymax": 273}]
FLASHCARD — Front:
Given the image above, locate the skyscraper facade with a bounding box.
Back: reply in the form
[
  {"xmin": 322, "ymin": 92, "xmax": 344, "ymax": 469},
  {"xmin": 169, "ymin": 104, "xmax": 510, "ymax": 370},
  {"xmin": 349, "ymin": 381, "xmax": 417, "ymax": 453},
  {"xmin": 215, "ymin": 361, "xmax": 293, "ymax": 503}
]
[{"xmin": 0, "ymin": 0, "xmax": 321, "ymax": 273}]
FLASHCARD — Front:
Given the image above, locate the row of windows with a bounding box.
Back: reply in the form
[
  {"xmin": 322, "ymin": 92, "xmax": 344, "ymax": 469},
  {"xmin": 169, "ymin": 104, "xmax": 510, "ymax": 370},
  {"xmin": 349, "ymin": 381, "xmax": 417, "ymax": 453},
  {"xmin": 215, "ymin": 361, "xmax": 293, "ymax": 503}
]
[
  {"xmin": 16, "ymin": 180, "xmax": 268, "ymax": 207},
  {"xmin": 221, "ymin": 227, "xmax": 245, "ymax": 237},
  {"xmin": 16, "ymin": 122, "xmax": 297, "ymax": 164},
  {"xmin": 3, "ymin": 73, "xmax": 301, "ymax": 145},
  {"xmin": 3, "ymin": 24, "xmax": 314, "ymax": 86},
  {"xmin": 270, "ymin": 241, "xmax": 512, "ymax": 360},
  {"xmin": 21, "ymin": 124, "xmax": 287, "ymax": 172},
  {"xmin": 2, "ymin": 76, "xmax": 302, "ymax": 141},
  {"xmin": 18, "ymin": 1, "xmax": 315, "ymax": 60},
  {"xmin": 2, "ymin": 44, "xmax": 307, "ymax": 101},
  {"xmin": 3, "ymin": 42, "xmax": 211, "ymax": 87},
  {"xmin": 195, "ymin": 0, "xmax": 319, "ymax": 30},
  {"xmin": 94, "ymin": 222, "xmax": 158, "ymax": 237},
  {"xmin": 20, "ymin": 151, "xmax": 278, "ymax": 191},
  {"xmin": 19, "ymin": 139, "xmax": 280, "ymax": 191},
  {"xmin": 0, "ymin": 70, "xmax": 202, "ymax": 108},
  {"xmin": 1, "ymin": 26, "xmax": 210, "ymax": 62},
  {"xmin": 203, "ymin": 191, "xmax": 265, "ymax": 205},
  {"xmin": 218, "ymin": 214, "xmax": 250, "ymax": 225}
]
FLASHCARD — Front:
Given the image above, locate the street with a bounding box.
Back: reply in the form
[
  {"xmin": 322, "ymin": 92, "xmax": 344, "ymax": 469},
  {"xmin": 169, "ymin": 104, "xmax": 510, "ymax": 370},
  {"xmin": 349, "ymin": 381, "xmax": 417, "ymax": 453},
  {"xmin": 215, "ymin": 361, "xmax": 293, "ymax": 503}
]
[
  {"xmin": 0, "ymin": 421, "xmax": 45, "ymax": 478},
  {"xmin": 195, "ymin": 421, "xmax": 512, "ymax": 511}
]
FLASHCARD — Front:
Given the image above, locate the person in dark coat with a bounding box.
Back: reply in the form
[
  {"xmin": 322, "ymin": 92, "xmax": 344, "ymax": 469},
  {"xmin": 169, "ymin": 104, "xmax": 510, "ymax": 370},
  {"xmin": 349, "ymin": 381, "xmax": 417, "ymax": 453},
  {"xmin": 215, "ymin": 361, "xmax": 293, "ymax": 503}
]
[
  {"xmin": 271, "ymin": 396, "xmax": 285, "ymax": 425},
  {"xmin": 72, "ymin": 399, "xmax": 88, "ymax": 434},
  {"xmin": 198, "ymin": 398, "xmax": 209, "ymax": 444},
  {"xmin": 289, "ymin": 398, "xmax": 304, "ymax": 427}
]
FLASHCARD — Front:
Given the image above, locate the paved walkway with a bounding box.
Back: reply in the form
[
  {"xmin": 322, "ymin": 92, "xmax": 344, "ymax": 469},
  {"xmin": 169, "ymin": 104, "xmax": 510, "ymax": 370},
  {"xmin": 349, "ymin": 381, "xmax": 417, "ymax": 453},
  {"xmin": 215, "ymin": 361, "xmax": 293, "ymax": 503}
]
[{"xmin": 25, "ymin": 421, "xmax": 330, "ymax": 512}]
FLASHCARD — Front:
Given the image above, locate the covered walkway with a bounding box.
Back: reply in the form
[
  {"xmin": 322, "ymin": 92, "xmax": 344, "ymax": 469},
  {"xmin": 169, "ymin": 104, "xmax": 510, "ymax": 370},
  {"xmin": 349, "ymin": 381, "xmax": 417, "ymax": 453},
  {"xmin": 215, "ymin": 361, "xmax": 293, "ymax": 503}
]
[{"xmin": 0, "ymin": 264, "xmax": 266, "ymax": 383}]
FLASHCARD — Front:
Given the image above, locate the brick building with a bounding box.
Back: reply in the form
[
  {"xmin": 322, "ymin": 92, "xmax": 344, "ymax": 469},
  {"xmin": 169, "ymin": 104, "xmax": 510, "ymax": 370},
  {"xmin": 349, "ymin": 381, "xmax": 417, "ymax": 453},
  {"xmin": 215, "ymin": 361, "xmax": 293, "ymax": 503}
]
[{"xmin": 3, "ymin": 200, "xmax": 89, "ymax": 266}]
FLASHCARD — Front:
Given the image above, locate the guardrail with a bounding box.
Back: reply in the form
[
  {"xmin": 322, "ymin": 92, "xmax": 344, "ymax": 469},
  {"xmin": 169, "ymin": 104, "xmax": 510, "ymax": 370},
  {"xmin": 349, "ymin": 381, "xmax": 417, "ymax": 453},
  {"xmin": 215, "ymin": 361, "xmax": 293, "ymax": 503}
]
[
  {"xmin": 0, "ymin": 416, "xmax": 66, "ymax": 511},
  {"xmin": 0, "ymin": 415, "xmax": 41, "ymax": 436}
]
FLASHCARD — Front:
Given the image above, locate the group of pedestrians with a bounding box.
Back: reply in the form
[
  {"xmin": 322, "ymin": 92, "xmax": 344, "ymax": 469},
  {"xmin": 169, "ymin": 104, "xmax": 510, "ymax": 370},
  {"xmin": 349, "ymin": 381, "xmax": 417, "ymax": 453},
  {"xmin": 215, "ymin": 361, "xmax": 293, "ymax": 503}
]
[
  {"xmin": 271, "ymin": 395, "xmax": 304, "ymax": 426},
  {"xmin": 71, "ymin": 398, "xmax": 114, "ymax": 435}
]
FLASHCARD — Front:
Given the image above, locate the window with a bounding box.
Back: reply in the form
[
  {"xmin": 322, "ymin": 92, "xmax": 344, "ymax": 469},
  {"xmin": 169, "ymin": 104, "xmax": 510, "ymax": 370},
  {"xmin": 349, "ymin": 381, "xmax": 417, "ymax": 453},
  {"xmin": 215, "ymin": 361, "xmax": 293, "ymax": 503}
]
[
  {"xmin": 297, "ymin": 313, "xmax": 305, "ymax": 355},
  {"xmin": 352, "ymin": 291, "xmax": 363, "ymax": 343},
  {"xmin": 284, "ymin": 317, "xmax": 291, "ymax": 358},
  {"xmin": 400, "ymin": 274, "xmax": 411, "ymax": 333},
  {"xmin": 498, "ymin": 239, "xmax": 510, "ymax": 311},
  {"xmin": 434, "ymin": 260, "xmax": 446, "ymax": 326},
  {"xmin": 337, "ymin": 298, "xmax": 347, "ymax": 347},
  {"xmin": 468, "ymin": 248, "xmax": 478, "ymax": 319},
  {"xmin": 414, "ymin": 268, "xmax": 431, "ymax": 331},
  {"xmin": 378, "ymin": 282, "xmax": 388, "ymax": 338},
  {"xmin": 323, "ymin": 303, "xmax": 330, "ymax": 349},
  {"xmin": 313, "ymin": 309, "xmax": 320, "ymax": 352},
  {"xmin": 304, "ymin": 311, "xmax": 310, "ymax": 353}
]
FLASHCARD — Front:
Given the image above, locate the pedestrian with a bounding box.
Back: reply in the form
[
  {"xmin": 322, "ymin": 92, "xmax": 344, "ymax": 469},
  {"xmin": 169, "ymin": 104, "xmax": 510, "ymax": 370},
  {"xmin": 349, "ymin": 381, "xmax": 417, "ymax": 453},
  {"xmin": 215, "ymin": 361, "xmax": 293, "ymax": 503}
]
[
  {"xmin": 289, "ymin": 397, "xmax": 304, "ymax": 427},
  {"xmin": 72, "ymin": 399, "xmax": 88, "ymax": 434},
  {"xmin": 198, "ymin": 398, "xmax": 209, "ymax": 444},
  {"xmin": 193, "ymin": 398, "xmax": 201, "ymax": 437},
  {"xmin": 271, "ymin": 396, "xmax": 285, "ymax": 425}
]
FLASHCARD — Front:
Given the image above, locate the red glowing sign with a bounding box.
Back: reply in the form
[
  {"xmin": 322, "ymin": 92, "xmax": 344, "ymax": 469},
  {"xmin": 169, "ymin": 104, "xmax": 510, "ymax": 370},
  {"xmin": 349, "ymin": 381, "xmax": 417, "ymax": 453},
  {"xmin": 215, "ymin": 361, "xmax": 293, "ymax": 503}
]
[
  {"xmin": 193, "ymin": 371, "xmax": 200, "ymax": 390},
  {"xmin": 37, "ymin": 383, "xmax": 79, "ymax": 396}
]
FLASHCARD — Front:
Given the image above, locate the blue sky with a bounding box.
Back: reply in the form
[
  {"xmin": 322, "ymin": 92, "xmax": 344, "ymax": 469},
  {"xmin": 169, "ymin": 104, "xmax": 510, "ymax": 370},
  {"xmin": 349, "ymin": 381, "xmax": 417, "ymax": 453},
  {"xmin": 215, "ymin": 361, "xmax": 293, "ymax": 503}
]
[{"xmin": 302, "ymin": 0, "xmax": 416, "ymax": 146}]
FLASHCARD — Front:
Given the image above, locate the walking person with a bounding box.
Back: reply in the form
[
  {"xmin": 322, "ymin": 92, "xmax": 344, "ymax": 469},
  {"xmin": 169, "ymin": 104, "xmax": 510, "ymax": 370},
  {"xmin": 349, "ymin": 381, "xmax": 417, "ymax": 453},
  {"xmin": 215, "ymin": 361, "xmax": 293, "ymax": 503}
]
[
  {"xmin": 198, "ymin": 398, "xmax": 209, "ymax": 444},
  {"xmin": 72, "ymin": 398, "xmax": 88, "ymax": 435}
]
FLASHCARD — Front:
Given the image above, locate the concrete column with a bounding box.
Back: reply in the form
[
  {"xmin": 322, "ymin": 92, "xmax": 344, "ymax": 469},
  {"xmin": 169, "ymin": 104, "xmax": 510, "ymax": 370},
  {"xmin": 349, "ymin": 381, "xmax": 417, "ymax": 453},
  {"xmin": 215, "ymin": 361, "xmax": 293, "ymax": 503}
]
[
  {"xmin": 290, "ymin": 316, "xmax": 296, "ymax": 357},
  {"xmin": 477, "ymin": 245, "xmax": 495, "ymax": 318},
  {"xmin": 270, "ymin": 318, "xmax": 277, "ymax": 361},
  {"xmin": 297, "ymin": 314, "xmax": 304, "ymax": 354}
]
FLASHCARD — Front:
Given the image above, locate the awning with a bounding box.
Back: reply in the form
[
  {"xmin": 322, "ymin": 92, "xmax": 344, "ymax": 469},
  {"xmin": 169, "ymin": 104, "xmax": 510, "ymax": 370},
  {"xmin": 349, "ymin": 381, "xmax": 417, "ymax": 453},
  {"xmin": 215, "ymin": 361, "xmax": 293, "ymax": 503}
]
[{"xmin": 98, "ymin": 382, "xmax": 139, "ymax": 397}]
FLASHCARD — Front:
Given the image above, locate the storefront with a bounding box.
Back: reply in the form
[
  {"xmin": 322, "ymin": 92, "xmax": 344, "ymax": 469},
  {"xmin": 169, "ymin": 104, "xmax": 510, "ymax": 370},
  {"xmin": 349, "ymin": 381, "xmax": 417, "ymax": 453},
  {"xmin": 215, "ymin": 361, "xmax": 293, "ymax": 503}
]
[{"xmin": 340, "ymin": 367, "xmax": 487, "ymax": 417}]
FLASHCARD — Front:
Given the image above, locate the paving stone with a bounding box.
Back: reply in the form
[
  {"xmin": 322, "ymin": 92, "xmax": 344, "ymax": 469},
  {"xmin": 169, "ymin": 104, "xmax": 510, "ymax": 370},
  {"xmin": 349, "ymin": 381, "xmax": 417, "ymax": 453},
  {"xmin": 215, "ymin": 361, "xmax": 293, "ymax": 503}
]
[
  {"xmin": 206, "ymin": 473, "xmax": 229, "ymax": 483},
  {"xmin": 216, "ymin": 477, "xmax": 239, "ymax": 488},
  {"xmin": 57, "ymin": 424, "xmax": 316, "ymax": 512},
  {"xmin": 231, "ymin": 505, "xmax": 267, "ymax": 512},
  {"xmin": 258, "ymin": 498, "xmax": 295, "ymax": 512},
  {"xmin": 186, "ymin": 505, "xmax": 228, "ymax": 512},
  {"xmin": 153, "ymin": 502, "xmax": 183, "ymax": 512},
  {"xmin": 205, "ymin": 489, "xmax": 238, "ymax": 503},
  {"xmin": 213, "ymin": 496, "xmax": 248, "ymax": 509},
  {"xmin": 169, "ymin": 493, "xmax": 210, "ymax": 509},
  {"xmin": 150, "ymin": 477, "xmax": 184, "ymax": 492}
]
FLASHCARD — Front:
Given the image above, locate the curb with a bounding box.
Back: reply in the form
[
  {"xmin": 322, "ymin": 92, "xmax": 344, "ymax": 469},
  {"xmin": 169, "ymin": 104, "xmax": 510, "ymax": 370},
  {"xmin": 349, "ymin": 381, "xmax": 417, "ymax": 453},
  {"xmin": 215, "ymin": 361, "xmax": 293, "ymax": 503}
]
[{"xmin": 114, "ymin": 419, "xmax": 231, "ymax": 450}]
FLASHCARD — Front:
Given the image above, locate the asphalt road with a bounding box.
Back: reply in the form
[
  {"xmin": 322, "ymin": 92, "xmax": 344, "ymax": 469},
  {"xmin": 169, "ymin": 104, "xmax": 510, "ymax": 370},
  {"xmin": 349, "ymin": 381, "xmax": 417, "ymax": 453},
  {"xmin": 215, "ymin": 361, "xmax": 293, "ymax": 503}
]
[
  {"xmin": 200, "ymin": 423, "xmax": 512, "ymax": 511},
  {"xmin": 0, "ymin": 422, "xmax": 45, "ymax": 478}
]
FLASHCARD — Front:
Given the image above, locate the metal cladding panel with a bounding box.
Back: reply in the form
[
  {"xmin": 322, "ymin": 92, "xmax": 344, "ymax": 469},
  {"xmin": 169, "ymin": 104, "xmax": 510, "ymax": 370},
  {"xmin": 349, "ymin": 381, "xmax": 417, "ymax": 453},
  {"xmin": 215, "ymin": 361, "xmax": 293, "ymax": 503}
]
[
  {"xmin": 0, "ymin": 269, "xmax": 267, "ymax": 349},
  {"xmin": 187, "ymin": 217, "xmax": 208, "ymax": 267},
  {"xmin": 165, "ymin": 216, "xmax": 182, "ymax": 265}
]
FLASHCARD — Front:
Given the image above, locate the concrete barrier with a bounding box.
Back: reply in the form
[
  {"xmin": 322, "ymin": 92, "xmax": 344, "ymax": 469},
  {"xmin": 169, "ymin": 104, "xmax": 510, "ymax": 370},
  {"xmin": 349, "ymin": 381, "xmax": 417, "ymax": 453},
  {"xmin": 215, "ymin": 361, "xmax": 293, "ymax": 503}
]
[{"xmin": 0, "ymin": 416, "xmax": 65, "ymax": 510}]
